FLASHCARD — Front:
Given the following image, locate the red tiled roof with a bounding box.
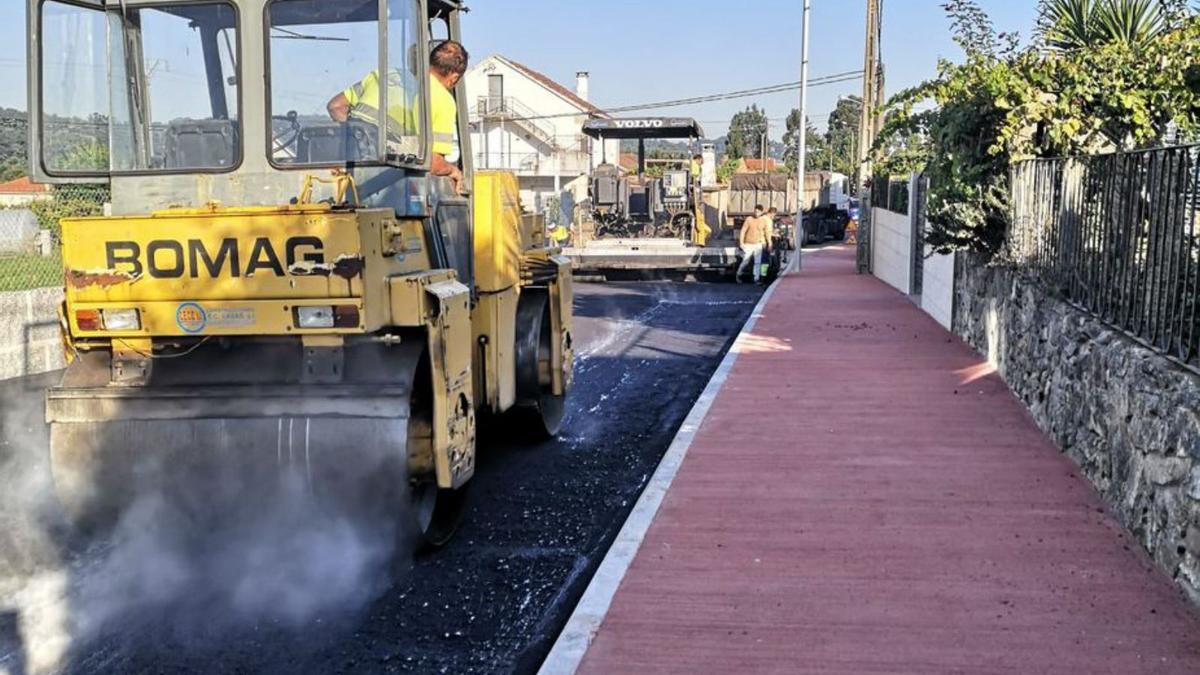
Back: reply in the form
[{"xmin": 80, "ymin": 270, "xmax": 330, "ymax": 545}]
[
  {"xmin": 0, "ymin": 177, "xmax": 50, "ymax": 194},
  {"xmin": 494, "ymin": 55, "xmax": 601, "ymax": 114}
]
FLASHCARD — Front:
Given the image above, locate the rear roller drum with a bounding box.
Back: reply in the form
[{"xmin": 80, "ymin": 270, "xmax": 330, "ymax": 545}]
[{"xmin": 515, "ymin": 290, "xmax": 566, "ymax": 438}]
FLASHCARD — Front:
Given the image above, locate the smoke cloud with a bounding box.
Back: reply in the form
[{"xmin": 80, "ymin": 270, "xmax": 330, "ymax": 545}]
[{"xmin": 0, "ymin": 382, "xmax": 414, "ymax": 674}]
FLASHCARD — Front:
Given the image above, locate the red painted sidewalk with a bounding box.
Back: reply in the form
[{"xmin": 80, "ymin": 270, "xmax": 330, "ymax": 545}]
[{"xmin": 577, "ymin": 246, "xmax": 1200, "ymax": 674}]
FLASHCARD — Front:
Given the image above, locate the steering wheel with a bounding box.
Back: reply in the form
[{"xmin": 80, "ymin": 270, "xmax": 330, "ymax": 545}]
[{"xmin": 271, "ymin": 110, "xmax": 302, "ymax": 156}]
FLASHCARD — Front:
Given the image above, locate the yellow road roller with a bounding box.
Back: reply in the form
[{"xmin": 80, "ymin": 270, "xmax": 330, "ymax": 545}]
[{"xmin": 28, "ymin": 0, "xmax": 572, "ymax": 546}]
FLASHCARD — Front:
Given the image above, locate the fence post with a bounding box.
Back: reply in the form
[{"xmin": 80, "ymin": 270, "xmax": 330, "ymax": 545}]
[
  {"xmin": 857, "ymin": 184, "xmax": 872, "ymax": 274},
  {"xmin": 908, "ymin": 172, "xmax": 925, "ymax": 296}
]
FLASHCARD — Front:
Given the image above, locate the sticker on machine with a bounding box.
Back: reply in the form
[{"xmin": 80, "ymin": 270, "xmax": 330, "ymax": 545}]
[{"xmin": 176, "ymin": 302, "xmax": 256, "ymax": 333}]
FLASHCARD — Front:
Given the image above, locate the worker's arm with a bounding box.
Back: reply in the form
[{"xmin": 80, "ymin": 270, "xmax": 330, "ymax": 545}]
[
  {"xmin": 327, "ymin": 93, "xmax": 351, "ymax": 122},
  {"xmin": 431, "ymin": 153, "xmax": 464, "ymax": 194}
]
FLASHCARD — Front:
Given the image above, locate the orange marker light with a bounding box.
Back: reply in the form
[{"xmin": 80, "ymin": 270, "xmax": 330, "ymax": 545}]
[{"xmin": 75, "ymin": 309, "xmax": 102, "ymax": 331}]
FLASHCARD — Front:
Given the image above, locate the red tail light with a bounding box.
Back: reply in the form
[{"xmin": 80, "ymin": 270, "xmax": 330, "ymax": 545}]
[{"xmin": 334, "ymin": 305, "xmax": 360, "ymax": 328}]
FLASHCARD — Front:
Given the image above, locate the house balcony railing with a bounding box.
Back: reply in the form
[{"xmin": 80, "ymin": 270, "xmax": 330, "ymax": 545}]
[
  {"xmin": 474, "ymin": 150, "xmax": 592, "ymax": 177},
  {"xmin": 471, "ymin": 96, "xmax": 560, "ymax": 149}
]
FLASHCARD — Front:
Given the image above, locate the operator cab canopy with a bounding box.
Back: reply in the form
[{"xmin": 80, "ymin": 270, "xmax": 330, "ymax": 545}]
[
  {"xmin": 582, "ymin": 118, "xmax": 705, "ymax": 141},
  {"xmin": 26, "ymin": 0, "xmax": 467, "ymax": 202}
]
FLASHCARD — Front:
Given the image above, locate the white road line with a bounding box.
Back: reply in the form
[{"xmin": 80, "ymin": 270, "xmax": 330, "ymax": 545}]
[{"xmin": 538, "ymin": 246, "xmax": 836, "ymax": 674}]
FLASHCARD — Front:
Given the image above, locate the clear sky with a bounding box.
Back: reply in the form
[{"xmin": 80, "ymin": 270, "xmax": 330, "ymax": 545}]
[
  {"xmin": 0, "ymin": 0, "xmax": 1041, "ymax": 138},
  {"xmin": 461, "ymin": 0, "xmax": 1038, "ymax": 138}
]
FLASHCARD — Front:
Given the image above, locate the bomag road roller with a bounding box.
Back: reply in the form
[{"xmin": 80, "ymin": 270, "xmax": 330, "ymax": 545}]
[{"xmin": 28, "ymin": 0, "xmax": 572, "ymax": 547}]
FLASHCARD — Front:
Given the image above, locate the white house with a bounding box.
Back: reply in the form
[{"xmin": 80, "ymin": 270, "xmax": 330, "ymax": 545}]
[{"xmin": 465, "ymin": 55, "xmax": 618, "ymax": 216}]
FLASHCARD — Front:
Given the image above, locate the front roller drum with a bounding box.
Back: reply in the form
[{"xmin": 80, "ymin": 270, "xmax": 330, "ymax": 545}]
[
  {"xmin": 46, "ymin": 343, "xmax": 469, "ymax": 550},
  {"xmin": 50, "ymin": 416, "xmax": 411, "ymax": 537}
]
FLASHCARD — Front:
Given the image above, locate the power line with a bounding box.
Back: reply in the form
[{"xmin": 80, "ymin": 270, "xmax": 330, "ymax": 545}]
[{"xmin": 493, "ymin": 70, "xmax": 864, "ymax": 123}]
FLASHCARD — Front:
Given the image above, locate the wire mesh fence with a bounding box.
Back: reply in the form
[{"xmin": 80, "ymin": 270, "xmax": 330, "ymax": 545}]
[
  {"xmin": 1008, "ymin": 144, "xmax": 1200, "ymax": 368},
  {"xmin": 0, "ymin": 183, "xmax": 108, "ymax": 292}
]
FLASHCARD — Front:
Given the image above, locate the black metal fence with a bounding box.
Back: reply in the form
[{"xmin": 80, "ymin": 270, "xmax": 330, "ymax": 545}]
[{"xmin": 1008, "ymin": 144, "xmax": 1200, "ymax": 368}]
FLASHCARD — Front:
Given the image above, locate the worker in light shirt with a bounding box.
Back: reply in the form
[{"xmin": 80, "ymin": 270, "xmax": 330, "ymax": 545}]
[{"xmin": 737, "ymin": 205, "xmax": 771, "ymax": 284}]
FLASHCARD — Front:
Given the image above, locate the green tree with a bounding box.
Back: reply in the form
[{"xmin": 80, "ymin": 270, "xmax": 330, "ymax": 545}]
[
  {"xmin": 726, "ymin": 105, "xmax": 768, "ymax": 160},
  {"xmin": 0, "ymin": 157, "xmax": 25, "ymax": 182},
  {"xmin": 57, "ymin": 140, "xmax": 108, "ymax": 172},
  {"xmin": 826, "ymin": 97, "xmax": 862, "ymax": 176},
  {"xmin": 877, "ymin": 0, "xmax": 1200, "ymax": 254},
  {"xmin": 782, "ymin": 110, "xmax": 830, "ymax": 174}
]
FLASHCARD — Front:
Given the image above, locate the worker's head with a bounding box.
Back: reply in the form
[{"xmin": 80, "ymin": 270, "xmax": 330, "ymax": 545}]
[
  {"xmin": 431, "ymin": 40, "xmax": 469, "ymax": 88},
  {"xmin": 754, "ymin": 204, "xmax": 764, "ymax": 216},
  {"xmin": 692, "ymin": 154, "xmax": 703, "ymax": 163},
  {"xmin": 767, "ymin": 207, "xmax": 778, "ymax": 217}
]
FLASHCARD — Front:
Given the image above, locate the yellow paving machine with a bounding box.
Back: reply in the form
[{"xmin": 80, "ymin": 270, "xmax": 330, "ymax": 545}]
[
  {"xmin": 565, "ymin": 118, "xmax": 739, "ymax": 277},
  {"xmin": 28, "ymin": 0, "xmax": 572, "ymax": 545}
]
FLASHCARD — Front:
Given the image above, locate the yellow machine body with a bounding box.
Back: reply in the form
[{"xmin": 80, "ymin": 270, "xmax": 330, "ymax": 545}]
[
  {"xmin": 56, "ymin": 172, "xmax": 572, "ymax": 487},
  {"xmin": 29, "ymin": 0, "xmax": 572, "ymax": 545}
]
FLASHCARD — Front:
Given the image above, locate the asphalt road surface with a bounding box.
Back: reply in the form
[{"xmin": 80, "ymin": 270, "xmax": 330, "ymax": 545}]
[{"xmin": 0, "ymin": 281, "xmax": 762, "ymax": 675}]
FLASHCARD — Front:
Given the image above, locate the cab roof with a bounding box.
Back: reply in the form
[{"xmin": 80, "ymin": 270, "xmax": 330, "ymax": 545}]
[
  {"xmin": 266, "ymin": 0, "xmax": 465, "ymax": 26},
  {"xmin": 582, "ymin": 118, "xmax": 705, "ymax": 140}
]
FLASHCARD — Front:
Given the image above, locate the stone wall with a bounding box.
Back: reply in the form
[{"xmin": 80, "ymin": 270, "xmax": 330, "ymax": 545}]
[
  {"xmin": 0, "ymin": 288, "xmax": 66, "ymax": 382},
  {"xmin": 954, "ymin": 255, "xmax": 1200, "ymax": 604}
]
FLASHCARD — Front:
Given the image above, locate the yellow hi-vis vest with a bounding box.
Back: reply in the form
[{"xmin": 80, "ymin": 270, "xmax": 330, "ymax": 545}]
[
  {"xmin": 429, "ymin": 74, "xmax": 458, "ymax": 159},
  {"xmin": 342, "ymin": 69, "xmax": 419, "ymax": 138}
]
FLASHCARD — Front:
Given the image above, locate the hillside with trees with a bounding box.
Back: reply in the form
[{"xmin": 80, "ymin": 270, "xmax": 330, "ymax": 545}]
[{"xmin": 0, "ymin": 108, "xmax": 29, "ymax": 181}]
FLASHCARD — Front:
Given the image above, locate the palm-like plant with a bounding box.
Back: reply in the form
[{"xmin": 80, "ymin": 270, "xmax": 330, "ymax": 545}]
[
  {"xmin": 1037, "ymin": 0, "xmax": 1172, "ymax": 49},
  {"xmin": 1095, "ymin": 0, "xmax": 1166, "ymax": 43},
  {"xmin": 1039, "ymin": 0, "xmax": 1099, "ymax": 49}
]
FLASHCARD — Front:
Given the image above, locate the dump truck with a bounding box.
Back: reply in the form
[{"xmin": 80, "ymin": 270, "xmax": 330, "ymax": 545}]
[
  {"xmin": 565, "ymin": 118, "xmax": 739, "ymax": 277},
  {"xmin": 727, "ymin": 171, "xmax": 849, "ymax": 246},
  {"xmin": 28, "ymin": 0, "xmax": 572, "ymax": 547}
]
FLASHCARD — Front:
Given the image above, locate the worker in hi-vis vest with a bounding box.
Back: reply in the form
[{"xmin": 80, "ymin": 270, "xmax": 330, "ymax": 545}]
[{"xmin": 328, "ymin": 41, "xmax": 469, "ymax": 194}]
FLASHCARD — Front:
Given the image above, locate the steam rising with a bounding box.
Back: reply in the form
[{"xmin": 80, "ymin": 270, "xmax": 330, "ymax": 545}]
[{"xmin": 1, "ymin": 387, "xmax": 412, "ymax": 674}]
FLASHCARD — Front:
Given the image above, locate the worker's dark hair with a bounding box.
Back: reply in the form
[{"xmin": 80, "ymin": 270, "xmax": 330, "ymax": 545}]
[
  {"xmin": 767, "ymin": 206, "xmax": 778, "ymax": 214},
  {"xmin": 754, "ymin": 204, "xmax": 765, "ymax": 211},
  {"xmin": 431, "ymin": 40, "xmax": 469, "ymax": 77},
  {"xmin": 693, "ymin": 154, "xmax": 703, "ymax": 160}
]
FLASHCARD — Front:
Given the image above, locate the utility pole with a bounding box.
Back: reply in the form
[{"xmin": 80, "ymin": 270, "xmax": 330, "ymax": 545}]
[
  {"xmin": 761, "ymin": 119, "xmax": 769, "ymax": 175},
  {"xmin": 857, "ymin": 0, "xmax": 880, "ymax": 191},
  {"xmin": 795, "ymin": 0, "xmax": 811, "ymax": 271}
]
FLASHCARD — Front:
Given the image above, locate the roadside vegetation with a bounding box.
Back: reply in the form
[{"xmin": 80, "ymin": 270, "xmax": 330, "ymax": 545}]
[{"xmin": 876, "ymin": 0, "xmax": 1200, "ymax": 254}]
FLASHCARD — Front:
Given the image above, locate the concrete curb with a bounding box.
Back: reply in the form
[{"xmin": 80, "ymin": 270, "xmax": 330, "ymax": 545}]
[{"xmin": 537, "ymin": 246, "xmax": 834, "ymax": 674}]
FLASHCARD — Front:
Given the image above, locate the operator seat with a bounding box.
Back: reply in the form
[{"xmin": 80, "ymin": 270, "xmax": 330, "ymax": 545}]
[
  {"xmin": 162, "ymin": 119, "xmax": 238, "ymax": 170},
  {"xmin": 296, "ymin": 121, "xmax": 379, "ymax": 164},
  {"xmin": 592, "ymin": 163, "xmax": 620, "ymax": 208}
]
